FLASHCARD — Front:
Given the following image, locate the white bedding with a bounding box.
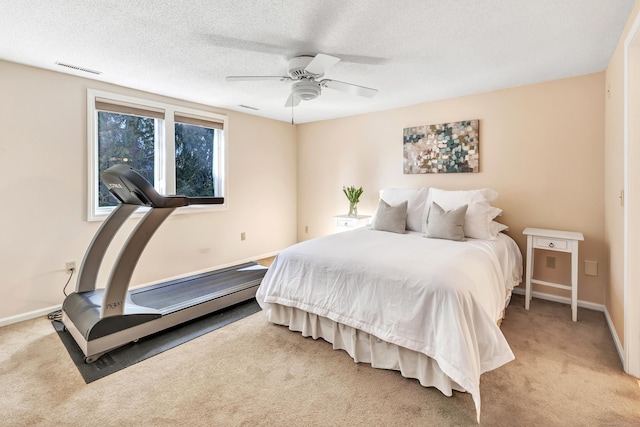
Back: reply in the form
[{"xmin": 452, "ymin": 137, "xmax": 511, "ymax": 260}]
[{"xmin": 256, "ymin": 227, "xmax": 522, "ymax": 421}]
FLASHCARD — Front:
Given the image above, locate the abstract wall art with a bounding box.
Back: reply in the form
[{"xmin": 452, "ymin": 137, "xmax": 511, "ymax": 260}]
[{"xmin": 403, "ymin": 120, "xmax": 479, "ymax": 174}]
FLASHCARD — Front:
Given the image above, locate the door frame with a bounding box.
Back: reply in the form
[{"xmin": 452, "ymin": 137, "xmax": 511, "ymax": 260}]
[{"xmin": 624, "ymin": 10, "xmax": 640, "ymax": 378}]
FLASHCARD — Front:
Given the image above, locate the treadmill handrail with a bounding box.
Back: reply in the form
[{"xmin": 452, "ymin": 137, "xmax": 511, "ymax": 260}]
[
  {"xmin": 75, "ymin": 203, "xmax": 139, "ymax": 293},
  {"xmin": 188, "ymin": 197, "xmax": 224, "ymax": 205},
  {"xmin": 100, "ymin": 206, "xmax": 176, "ymax": 318}
]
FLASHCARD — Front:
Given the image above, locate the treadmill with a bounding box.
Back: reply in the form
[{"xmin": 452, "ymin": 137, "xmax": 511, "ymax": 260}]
[{"xmin": 62, "ymin": 164, "xmax": 266, "ymax": 363}]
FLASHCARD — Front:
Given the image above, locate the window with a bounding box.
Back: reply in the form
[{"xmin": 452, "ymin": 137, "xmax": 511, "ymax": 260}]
[
  {"xmin": 174, "ymin": 114, "xmax": 222, "ymax": 198},
  {"xmin": 87, "ymin": 89, "xmax": 226, "ymax": 220}
]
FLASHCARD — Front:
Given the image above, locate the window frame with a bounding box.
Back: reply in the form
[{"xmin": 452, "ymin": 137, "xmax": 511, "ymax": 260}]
[{"xmin": 87, "ymin": 89, "xmax": 228, "ymax": 221}]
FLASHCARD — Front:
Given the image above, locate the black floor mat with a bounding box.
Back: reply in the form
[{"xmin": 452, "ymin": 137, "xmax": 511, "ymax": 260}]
[{"xmin": 53, "ymin": 298, "xmax": 261, "ymax": 383}]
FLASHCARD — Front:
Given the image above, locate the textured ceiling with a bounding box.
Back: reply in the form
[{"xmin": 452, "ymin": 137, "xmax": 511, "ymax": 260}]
[{"xmin": 0, "ymin": 1, "xmax": 635, "ymax": 123}]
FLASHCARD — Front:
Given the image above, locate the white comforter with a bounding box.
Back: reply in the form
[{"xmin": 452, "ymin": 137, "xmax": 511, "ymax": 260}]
[{"xmin": 256, "ymin": 228, "xmax": 522, "ymax": 419}]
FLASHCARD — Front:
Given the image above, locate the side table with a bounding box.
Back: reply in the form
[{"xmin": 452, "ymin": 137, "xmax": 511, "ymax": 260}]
[{"xmin": 522, "ymin": 227, "xmax": 584, "ymax": 321}]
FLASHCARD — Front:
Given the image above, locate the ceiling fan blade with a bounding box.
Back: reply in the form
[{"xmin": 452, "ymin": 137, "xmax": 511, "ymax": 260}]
[
  {"xmin": 225, "ymin": 76, "xmax": 292, "ymax": 82},
  {"xmin": 284, "ymin": 92, "xmax": 301, "ymax": 107},
  {"xmin": 204, "ymin": 34, "xmax": 389, "ymax": 65},
  {"xmin": 321, "ymin": 79, "xmax": 378, "ymax": 98},
  {"xmin": 304, "ymin": 54, "xmax": 340, "ymax": 76}
]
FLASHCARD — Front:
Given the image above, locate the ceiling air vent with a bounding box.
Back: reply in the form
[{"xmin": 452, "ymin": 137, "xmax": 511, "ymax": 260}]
[
  {"xmin": 55, "ymin": 62, "xmax": 102, "ymax": 75},
  {"xmin": 239, "ymin": 104, "xmax": 259, "ymax": 110}
]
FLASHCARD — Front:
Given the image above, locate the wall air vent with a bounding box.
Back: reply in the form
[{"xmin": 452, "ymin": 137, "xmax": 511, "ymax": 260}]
[{"xmin": 55, "ymin": 62, "xmax": 102, "ymax": 75}]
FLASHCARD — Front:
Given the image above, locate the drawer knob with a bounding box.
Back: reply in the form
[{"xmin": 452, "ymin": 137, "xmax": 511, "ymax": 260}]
[{"xmin": 549, "ymin": 242, "xmax": 555, "ymax": 248}]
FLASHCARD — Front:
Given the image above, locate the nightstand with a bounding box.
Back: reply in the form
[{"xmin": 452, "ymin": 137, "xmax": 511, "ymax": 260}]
[
  {"xmin": 523, "ymin": 227, "xmax": 584, "ymax": 321},
  {"xmin": 334, "ymin": 214, "xmax": 371, "ymax": 232}
]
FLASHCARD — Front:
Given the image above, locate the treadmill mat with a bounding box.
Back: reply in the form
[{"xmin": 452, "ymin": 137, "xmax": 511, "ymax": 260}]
[{"xmin": 53, "ymin": 298, "xmax": 261, "ymax": 383}]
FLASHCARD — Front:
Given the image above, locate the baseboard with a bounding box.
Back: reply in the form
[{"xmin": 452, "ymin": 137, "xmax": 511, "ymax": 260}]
[
  {"xmin": 603, "ymin": 306, "xmax": 625, "ymax": 367},
  {"xmin": 0, "ymin": 251, "xmax": 280, "ymax": 328},
  {"xmin": 0, "ymin": 304, "xmax": 61, "ymax": 328},
  {"xmin": 511, "ymin": 287, "xmax": 605, "ymax": 312}
]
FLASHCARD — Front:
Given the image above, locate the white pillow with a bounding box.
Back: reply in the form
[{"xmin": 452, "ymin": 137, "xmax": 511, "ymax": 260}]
[
  {"xmin": 379, "ymin": 188, "xmax": 429, "ymax": 232},
  {"xmin": 463, "ymin": 202, "xmax": 503, "ymax": 240},
  {"xmin": 429, "ymin": 188, "xmax": 498, "ymax": 209},
  {"xmin": 429, "ymin": 188, "xmax": 501, "ymax": 240},
  {"xmin": 490, "ymin": 221, "xmax": 509, "ymax": 235}
]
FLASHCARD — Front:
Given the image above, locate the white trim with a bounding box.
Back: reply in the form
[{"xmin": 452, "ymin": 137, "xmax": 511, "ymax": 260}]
[
  {"xmin": 604, "ymin": 305, "xmax": 625, "ymax": 367},
  {"xmin": 87, "ymin": 89, "xmax": 98, "ymax": 221},
  {"xmin": 511, "ymin": 287, "xmax": 604, "ymax": 312},
  {"xmin": 623, "ymin": 10, "xmax": 640, "ymax": 378},
  {"xmin": 0, "ymin": 305, "xmax": 61, "ymax": 328}
]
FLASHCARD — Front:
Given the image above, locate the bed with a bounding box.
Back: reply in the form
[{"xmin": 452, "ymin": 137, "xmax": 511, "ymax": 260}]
[{"xmin": 255, "ymin": 187, "xmax": 523, "ymax": 422}]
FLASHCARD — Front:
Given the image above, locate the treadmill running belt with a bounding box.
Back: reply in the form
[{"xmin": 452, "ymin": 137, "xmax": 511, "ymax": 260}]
[{"xmin": 130, "ymin": 262, "xmax": 267, "ymax": 311}]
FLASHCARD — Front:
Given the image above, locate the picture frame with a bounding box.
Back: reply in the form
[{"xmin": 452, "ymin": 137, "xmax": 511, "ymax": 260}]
[{"xmin": 403, "ymin": 119, "xmax": 479, "ymax": 174}]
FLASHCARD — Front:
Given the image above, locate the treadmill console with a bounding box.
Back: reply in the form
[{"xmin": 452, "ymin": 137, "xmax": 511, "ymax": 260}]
[{"xmin": 102, "ymin": 164, "xmax": 224, "ymax": 208}]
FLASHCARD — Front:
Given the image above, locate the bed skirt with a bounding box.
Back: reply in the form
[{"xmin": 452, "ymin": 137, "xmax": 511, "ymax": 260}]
[{"xmin": 265, "ymin": 303, "xmax": 466, "ymax": 396}]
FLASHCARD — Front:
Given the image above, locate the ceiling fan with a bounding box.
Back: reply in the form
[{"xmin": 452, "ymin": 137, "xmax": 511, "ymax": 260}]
[{"xmin": 225, "ymin": 53, "xmax": 378, "ymax": 107}]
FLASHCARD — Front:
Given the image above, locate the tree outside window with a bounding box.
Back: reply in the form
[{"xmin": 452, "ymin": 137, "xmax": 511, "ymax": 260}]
[
  {"xmin": 175, "ymin": 122, "xmax": 216, "ymax": 198},
  {"xmin": 97, "ymin": 112, "xmax": 155, "ymax": 206}
]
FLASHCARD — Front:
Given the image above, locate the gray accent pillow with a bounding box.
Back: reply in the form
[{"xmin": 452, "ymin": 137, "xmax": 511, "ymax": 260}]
[
  {"xmin": 371, "ymin": 199, "xmax": 408, "ymax": 234},
  {"xmin": 425, "ymin": 202, "xmax": 467, "ymax": 241}
]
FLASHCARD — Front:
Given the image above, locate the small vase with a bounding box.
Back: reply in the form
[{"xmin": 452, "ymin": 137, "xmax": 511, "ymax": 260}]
[{"xmin": 348, "ymin": 202, "xmax": 358, "ymax": 217}]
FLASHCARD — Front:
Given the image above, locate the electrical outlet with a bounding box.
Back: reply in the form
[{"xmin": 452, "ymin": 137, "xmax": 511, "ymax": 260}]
[
  {"xmin": 65, "ymin": 261, "xmax": 76, "ymax": 273},
  {"xmin": 241, "ymin": 232, "xmax": 246, "ymax": 241},
  {"xmin": 585, "ymin": 260, "xmax": 598, "ymax": 276},
  {"xmin": 305, "ymin": 226, "xmax": 309, "ymax": 233}
]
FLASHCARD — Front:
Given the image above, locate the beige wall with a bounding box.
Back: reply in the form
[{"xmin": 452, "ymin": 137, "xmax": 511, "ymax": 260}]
[
  {"xmin": 0, "ymin": 60, "xmax": 298, "ymax": 321},
  {"xmin": 297, "ymin": 73, "xmax": 606, "ymax": 305},
  {"xmin": 605, "ymin": 1, "xmax": 640, "ymax": 349},
  {"xmin": 0, "ymin": 51, "xmax": 618, "ymax": 321}
]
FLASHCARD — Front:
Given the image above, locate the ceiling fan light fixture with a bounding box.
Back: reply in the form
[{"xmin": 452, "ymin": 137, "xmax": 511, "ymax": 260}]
[{"xmin": 293, "ymin": 80, "xmax": 321, "ymax": 101}]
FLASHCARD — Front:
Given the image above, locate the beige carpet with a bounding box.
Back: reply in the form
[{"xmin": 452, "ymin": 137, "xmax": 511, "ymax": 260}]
[{"xmin": 1, "ymin": 294, "xmax": 639, "ymax": 426}]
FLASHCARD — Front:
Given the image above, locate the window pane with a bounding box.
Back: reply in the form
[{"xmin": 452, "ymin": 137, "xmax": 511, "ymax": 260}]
[
  {"xmin": 97, "ymin": 111, "xmax": 156, "ymax": 206},
  {"xmin": 175, "ymin": 123, "xmax": 216, "ymax": 197}
]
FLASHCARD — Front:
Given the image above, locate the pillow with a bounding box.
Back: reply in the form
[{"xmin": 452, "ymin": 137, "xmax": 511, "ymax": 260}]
[
  {"xmin": 379, "ymin": 188, "xmax": 429, "ymax": 232},
  {"xmin": 490, "ymin": 221, "xmax": 509, "ymax": 235},
  {"xmin": 371, "ymin": 199, "xmax": 408, "ymax": 234},
  {"xmin": 463, "ymin": 201, "xmax": 503, "ymax": 240},
  {"xmin": 425, "ymin": 202, "xmax": 467, "ymax": 241},
  {"xmin": 429, "ymin": 188, "xmax": 501, "ymax": 240},
  {"xmin": 429, "ymin": 187, "xmax": 498, "ymax": 209}
]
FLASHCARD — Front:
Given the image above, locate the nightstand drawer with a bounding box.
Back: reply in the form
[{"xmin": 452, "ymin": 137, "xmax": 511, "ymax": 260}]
[
  {"xmin": 337, "ymin": 217, "xmax": 360, "ymax": 228},
  {"xmin": 334, "ymin": 214, "xmax": 371, "ymax": 232},
  {"xmin": 533, "ymin": 237, "xmax": 568, "ymax": 250}
]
